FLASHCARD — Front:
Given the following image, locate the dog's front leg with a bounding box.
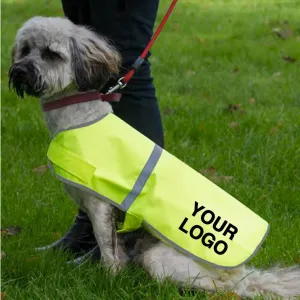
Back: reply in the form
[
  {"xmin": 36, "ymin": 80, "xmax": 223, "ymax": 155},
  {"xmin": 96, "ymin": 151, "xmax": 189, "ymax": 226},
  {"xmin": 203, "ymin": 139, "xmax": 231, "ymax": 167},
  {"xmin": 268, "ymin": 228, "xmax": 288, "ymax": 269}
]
[{"xmin": 83, "ymin": 194, "xmax": 129, "ymax": 274}]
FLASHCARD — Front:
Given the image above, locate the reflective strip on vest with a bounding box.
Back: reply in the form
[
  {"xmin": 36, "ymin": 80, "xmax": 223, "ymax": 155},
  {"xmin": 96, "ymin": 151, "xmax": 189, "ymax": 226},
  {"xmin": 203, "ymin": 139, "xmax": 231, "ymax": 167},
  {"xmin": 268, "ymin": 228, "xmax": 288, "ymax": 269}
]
[{"xmin": 47, "ymin": 113, "xmax": 269, "ymax": 269}]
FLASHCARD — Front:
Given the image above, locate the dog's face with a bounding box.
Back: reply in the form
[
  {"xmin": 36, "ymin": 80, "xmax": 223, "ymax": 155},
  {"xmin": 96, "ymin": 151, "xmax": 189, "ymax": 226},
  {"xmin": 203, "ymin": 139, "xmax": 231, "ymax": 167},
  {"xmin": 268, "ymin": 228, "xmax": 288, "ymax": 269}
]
[{"xmin": 9, "ymin": 16, "xmax": 121, "ymax": 98}]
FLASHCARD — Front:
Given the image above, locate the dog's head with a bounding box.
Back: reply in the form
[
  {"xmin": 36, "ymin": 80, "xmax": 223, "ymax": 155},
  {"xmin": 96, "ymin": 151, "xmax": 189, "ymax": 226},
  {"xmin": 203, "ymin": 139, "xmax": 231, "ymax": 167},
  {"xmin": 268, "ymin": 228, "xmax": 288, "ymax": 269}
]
[{"xmin": 9, "ymin": 16, "xmax": 121, "ymax": 98}]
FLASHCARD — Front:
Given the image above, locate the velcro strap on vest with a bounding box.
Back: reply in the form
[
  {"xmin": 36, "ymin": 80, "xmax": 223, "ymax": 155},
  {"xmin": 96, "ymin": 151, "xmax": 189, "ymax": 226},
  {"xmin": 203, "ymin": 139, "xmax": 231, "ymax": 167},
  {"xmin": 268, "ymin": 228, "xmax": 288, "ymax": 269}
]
[{"xmin": 47, "ymin": 140, "xmax": 96, "ymax": 184}]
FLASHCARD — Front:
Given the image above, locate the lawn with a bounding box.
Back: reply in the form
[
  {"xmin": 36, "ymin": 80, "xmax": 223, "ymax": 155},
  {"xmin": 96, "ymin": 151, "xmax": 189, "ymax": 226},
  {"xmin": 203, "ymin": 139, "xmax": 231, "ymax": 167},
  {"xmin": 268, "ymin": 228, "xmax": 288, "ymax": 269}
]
[{"xmin": 1, "ymin": 0, "xmax": 300, "ymax": 299}]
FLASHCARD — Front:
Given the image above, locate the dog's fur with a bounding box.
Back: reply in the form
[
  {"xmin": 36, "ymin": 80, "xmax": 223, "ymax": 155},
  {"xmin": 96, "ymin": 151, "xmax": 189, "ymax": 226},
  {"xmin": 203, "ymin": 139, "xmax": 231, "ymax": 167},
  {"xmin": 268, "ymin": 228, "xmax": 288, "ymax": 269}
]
[{"xmin": 9, "ymin": 16, "xmax": 300, "ymax": 299}]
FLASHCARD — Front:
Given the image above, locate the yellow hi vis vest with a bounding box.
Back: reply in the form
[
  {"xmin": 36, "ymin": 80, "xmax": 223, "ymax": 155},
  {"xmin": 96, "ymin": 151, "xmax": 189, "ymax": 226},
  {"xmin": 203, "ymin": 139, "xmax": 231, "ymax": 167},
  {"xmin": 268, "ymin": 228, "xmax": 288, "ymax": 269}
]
[{"xmin": 47, "ymin": 113, "xmax": 269, "ymax": 269}]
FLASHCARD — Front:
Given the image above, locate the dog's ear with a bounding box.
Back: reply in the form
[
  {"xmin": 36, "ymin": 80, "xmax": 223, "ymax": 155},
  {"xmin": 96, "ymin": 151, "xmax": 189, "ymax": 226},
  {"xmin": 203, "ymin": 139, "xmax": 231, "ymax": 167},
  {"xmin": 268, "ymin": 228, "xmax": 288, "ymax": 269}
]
[{"xmin": 69, "ymin": 34, "xmax": 121, "ymax": 91}]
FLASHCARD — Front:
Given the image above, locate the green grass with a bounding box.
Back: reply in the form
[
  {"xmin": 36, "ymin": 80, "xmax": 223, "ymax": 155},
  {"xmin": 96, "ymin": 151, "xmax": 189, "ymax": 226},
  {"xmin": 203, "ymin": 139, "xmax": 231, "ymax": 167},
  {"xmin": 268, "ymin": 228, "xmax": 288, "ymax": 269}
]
[{"xmin": 1, "ymin": 0, "xmax": 300, "ymax": 299}]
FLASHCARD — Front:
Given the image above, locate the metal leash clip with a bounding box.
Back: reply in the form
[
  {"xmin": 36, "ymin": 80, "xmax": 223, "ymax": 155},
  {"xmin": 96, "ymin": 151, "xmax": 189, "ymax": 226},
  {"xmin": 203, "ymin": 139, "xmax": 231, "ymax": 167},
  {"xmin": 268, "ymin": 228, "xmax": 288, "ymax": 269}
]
[{"xmin": 107, "ymin": 77, "xmax": 127, "ymax": 94}]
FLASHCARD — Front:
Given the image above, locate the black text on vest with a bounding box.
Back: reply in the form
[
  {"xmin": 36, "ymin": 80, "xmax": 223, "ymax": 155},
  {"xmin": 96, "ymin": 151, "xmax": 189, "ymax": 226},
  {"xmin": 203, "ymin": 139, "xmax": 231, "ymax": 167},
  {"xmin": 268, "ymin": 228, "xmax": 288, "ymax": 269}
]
[{"xmin": 178, "ymin": 201, "xmax": 239, "ymax": 255}]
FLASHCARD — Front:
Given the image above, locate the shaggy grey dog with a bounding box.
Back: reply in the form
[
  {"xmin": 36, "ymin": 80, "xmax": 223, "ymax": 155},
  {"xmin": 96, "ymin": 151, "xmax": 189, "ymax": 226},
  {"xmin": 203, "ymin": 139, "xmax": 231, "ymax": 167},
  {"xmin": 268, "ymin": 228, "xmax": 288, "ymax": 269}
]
[{"xmin": 9, "ymin": 16, "xmax": 300, "ymax": 299}]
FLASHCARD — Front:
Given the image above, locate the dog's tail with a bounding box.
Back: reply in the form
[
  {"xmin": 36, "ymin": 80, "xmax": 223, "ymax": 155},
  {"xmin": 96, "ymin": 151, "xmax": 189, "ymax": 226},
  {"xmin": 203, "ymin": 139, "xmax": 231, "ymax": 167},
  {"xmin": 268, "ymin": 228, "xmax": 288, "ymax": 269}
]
[
  {"xmin": 139, "ymin": 241, "xmax": 300, "ymax": 299},
  {"xmin": 234, "ymin": 265, "xmax": 300, "ymax": 299}
]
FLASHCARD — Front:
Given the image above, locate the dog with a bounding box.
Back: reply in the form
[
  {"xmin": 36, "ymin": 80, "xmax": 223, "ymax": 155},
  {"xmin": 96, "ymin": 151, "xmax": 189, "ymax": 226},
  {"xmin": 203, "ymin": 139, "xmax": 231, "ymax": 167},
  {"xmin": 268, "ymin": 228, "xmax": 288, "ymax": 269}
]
[{"xmin": 9, "ymin": 16, "xmax": 300, "ymax": 299}]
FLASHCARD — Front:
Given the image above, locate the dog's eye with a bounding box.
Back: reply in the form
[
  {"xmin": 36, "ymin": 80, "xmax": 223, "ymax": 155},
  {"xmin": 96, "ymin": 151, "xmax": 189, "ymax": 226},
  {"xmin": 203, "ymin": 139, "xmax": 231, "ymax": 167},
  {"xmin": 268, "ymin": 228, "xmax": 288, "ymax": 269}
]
[
  {"xmin": 21, "ymin": 45, "xmax": 30, "ymax": 57},
  {"xmin": 41, "ymin": 48, "xmax": 61, "ymax": 61}
]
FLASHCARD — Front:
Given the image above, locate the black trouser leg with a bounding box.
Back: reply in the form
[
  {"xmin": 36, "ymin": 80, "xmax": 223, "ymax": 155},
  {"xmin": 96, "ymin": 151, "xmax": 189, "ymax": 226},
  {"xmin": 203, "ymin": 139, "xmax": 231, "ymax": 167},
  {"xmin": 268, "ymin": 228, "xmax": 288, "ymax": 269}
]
[
  {"xmin": 42, "ymin": 0, "xmax": 163, "ymax": 257},
  {"xmin": 88, "ymin": 0, "xmax": 164, "ymax": 147}
]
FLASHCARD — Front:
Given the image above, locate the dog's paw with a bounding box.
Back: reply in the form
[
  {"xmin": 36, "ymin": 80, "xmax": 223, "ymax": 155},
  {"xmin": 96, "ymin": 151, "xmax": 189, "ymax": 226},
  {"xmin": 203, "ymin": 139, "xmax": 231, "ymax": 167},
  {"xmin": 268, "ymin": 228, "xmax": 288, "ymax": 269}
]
[
  {"xmin": 101, "ymin": 253, "xmax": 128, "ymax": 275},
  {"xmin": 103, "ymin": 259, "xmax": 124, "ymax": 276}
]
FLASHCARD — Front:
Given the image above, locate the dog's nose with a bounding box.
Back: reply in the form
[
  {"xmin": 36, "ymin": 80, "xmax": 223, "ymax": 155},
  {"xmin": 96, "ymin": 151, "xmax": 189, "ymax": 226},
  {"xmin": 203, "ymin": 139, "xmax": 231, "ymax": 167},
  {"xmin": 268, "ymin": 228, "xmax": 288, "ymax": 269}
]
[
  {"xmin": 9, "ymin": 62, "xmax": 27, "ymax": 78},
  {"xmin": 13, "ymin": 62, "xmax": 29, "ymax": 74},
  {"xmin": 15, "ymin": 64, "xmax": 27, "ymax": 74},
  {"xmin": 9, "ymin": 60, "xmax": 45, "ymax": 98}
]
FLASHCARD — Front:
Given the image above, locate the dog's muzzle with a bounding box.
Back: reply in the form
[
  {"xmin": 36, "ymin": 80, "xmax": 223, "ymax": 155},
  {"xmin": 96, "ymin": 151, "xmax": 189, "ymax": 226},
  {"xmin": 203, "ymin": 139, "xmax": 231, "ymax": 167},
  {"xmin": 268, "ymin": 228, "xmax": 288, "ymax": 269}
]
[{"xmin": 8, "ymin": 60, "xmax": 46, "ymax": 98}]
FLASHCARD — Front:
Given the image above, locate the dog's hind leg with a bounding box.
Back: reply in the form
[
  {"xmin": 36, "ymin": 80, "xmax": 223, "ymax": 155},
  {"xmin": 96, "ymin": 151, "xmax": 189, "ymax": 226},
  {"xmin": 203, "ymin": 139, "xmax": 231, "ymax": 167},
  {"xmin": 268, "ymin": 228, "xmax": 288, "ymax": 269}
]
[
  {"xmin": 83, "ymin": 194, "xmax": 129, "ymax": 273},
  {"xmin": 137, "ymin": 240, "xmax": 300, "ymax": 298}
]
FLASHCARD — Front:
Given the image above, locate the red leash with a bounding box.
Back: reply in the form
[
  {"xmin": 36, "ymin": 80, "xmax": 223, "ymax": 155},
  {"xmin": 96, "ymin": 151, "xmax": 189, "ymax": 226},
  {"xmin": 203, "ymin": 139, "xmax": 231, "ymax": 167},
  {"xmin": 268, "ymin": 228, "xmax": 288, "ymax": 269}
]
[{"xmin": 107, "ymin": 0, "xmax": 179, "ymax": 94}]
